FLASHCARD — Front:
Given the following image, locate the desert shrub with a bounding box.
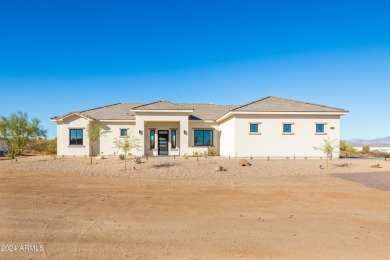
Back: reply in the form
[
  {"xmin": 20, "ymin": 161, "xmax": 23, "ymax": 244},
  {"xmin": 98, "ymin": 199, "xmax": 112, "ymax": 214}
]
[
  {"xmin": 371, "ymin": 150, "xmax": 390, "ymax": 158},
  {"xmin": 207, "ymin": 147, "xmax": 217, "ymax": 156},
  {"xmin": 192, "ymin": 151, "xmax": 201, "ymax": 157},
  {"xmin": 134, "ymin": 156, "xmax": 142, "ymax": 164},
  {"xmin": 23, "ymin": 138, "xmax": 57, "ymax": 155},
  {"xmin": 182, "ymin": 153, "xmax": 188, "ymax": 159},
  {"xmin": 24, "ymin": 139, "xmax": 48, "ymax": 153},
  {"xmin": 45, "ymin": 139, "xmax": 57, "ymax": 155},
  {"xmin": 119, "ymin": 154, "xmax": 125, "ymax": 160},
  {"xmin": 362, "ymin": 146, "xmax": 370, "ymax": 154}
]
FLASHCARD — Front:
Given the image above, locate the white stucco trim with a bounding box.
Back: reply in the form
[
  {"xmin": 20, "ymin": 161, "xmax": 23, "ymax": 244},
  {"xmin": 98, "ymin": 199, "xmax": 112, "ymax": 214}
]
[
  {"xmin": 131, "ymin": 109, "xmax": 194, "ymax": 113},
  {"xmin": 217, "ymin": 111, "xmax": 348, "ymax": 122},
  {"xmin": 51, "ymin": 112, "xmax": 94, "ymax": 122},
  {"xmin": 99, "ymin": 120, "xmax": 136, "ymax": 122}
]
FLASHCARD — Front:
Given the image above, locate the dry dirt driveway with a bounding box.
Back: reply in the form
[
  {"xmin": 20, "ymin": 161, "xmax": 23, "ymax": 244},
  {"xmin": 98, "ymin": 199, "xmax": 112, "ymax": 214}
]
[{"xmin": 1, "ymin": 168, "xmax": 390, "ymax": 259}]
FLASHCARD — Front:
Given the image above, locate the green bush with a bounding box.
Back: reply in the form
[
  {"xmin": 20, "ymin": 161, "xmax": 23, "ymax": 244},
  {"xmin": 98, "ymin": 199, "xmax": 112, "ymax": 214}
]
[
  {"xmin": 134, "ymin": 156, "xmax": 142, "ymax": 164},
  {"xmin": 46, "ymin": 139, "xmax": 57, "ymax": 155},
  {"xmin": 119, "ymin": 154, "xmax": 125, "ymax": 160}
]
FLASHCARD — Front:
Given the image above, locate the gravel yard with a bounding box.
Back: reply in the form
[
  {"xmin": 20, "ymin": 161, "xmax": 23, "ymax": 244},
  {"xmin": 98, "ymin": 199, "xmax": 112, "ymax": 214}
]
[
  {"xmin": 1, "ymin": 156, "xmax": 390, "ymax": 259},
  {"xmin": 1, "ymin": 155, "xmax": 389, "ymax": 180}
]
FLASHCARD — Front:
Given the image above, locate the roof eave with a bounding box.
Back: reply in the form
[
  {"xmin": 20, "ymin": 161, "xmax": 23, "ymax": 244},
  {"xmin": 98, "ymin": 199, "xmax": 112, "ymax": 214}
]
[
  {"xmin": 131, "ymin": 109, "xmax": 194, "ymax": 113},
  {"xmin": 217, "ymin": 111, "xmax": 348, "ymax": 122},
  {"xmin": 51, "ymin": 112, "xmax": 95, "ymax": 122}
]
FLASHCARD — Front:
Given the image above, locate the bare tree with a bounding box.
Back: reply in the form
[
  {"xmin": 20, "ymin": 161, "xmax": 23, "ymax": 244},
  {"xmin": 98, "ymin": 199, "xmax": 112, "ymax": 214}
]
[
  {"xmin": 113, "ymin": 132, "xmax": 141, "ymax": 170},
  {"xmin": 86, "ymin": 122, "xmax": 109, "ymax": 164}
]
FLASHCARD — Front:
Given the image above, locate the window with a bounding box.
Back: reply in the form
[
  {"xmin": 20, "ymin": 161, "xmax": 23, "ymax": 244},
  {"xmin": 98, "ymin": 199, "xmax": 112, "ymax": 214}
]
[
  {"xmin": 69, "ymin": 129, "xmax": 83, "ymax": 145},
  {"xmin": 150, "ymin": 130, "xmax": 155, "ymax": 149},
  {"xmin": 283, "ymin": 124, "xmax": 292, "ymax": 133},
  {"xmin": 120, "ymin": 129, "xmax": 128, "ymax": 137},
  {"xmin": 194, "ymin": 130, "xmax": 213, "ymax": 146},
  {"xmin": 316, "ymin": 124, "xmax": 325, "ymax": 133},
  {"xmin": 171, "ymin": 130, "xmax": 177, "ymax": 148},
  {"xmin": 250, "ymin": 124, "xmax": 258, "ymax": 133}
]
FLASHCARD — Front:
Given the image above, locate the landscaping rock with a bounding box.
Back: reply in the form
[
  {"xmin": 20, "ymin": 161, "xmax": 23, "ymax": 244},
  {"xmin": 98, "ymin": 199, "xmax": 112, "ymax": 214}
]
[
  {"xmin": 215, "ymin": 165, "xmax": 226, "ymax": 171},
  {"xmin": 239, "ymin": 159, "xmax": 251, "ymax": 166},
  {"xmin": 370, "ymin": 164, "xmax": 382, "ymax": 168}
]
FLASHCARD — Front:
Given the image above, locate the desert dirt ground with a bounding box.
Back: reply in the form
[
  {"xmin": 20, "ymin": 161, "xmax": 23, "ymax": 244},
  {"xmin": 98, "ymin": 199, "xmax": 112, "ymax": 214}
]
[{"xmin": 1, "ymin": 157, "xmax": 390, "ymax": 259}]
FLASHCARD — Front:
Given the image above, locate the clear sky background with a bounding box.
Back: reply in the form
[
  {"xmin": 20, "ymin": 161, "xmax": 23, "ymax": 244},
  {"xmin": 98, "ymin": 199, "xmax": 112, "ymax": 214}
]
[{"xmin": 0, "ymin": 0, "xmax": 389, "ymax": 139}]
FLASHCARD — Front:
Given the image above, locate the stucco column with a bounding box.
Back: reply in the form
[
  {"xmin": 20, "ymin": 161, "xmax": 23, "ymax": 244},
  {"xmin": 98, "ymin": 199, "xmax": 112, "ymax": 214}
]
[
  {"xmin": 135, "ymin": 116, "xmax": 145, "ymax": 156},
  {"xmin": 179, "ymin": 118, "xmax": 189, "ymax": 155}
]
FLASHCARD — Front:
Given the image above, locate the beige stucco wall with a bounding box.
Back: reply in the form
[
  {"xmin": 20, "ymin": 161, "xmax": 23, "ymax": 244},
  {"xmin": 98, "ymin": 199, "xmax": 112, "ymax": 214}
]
[
  {"xmin": 57, "ymin": 115, "xmax": 90, "ymax": 156},
  {"xmin": 144, "ymin": 122, "xmax": 180, "ymax": 156},
  {"xmin": 233, "ymin": 114, "xmax": 341, "ymax": 158},
  {"xmin": 219, "ymin": 117, "xmax": 236, "ymax": 157},
  {"xmin": 187, "ymin": 121, "xmax": 220, "ymax": 155},
  {"xmin": 55, "ymin": 112, "xmax": 342, "ymax": 158},
  {"xmin": 98, "ymin": 122, "xmax": 137, "ymax": 156},
  {"xmin": 134, "ymin": 112, "xmax": 190, "ymax": 156},
  {"xmin": 56, "ymin": 116, "xmax": 139, "ymax": 156}
]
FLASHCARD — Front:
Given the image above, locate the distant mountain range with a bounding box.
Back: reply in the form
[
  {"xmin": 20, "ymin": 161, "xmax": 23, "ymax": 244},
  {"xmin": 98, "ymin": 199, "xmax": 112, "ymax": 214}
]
[{"xmin": 345, "ymin": 136, "xmax": 390, "ymax": 147}]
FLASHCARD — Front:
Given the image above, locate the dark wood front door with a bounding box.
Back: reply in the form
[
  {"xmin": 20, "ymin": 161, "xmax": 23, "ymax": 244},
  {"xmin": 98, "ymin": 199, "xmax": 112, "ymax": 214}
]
[{"xmin": 158, "ymin": 130, "xmax": 169, "ymax": 155}]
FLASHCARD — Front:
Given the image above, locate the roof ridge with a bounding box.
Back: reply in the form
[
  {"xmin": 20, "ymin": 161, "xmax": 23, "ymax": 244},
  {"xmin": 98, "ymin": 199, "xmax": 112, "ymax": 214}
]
[
  {"xmin": 51, "ymin": 111, "xmax": 97, "ymax": 120},
  {"xmin": 80, "ymin": 103, "xmax": 123, "ymax": 113},
  {"xmin": 231, "ymin": 96, "xmax": 271, "ymax": 111},
  {"xmin": 181, "ymin": 103, "xmax": 239, "ymax": 106},
  {"xmin": 268, "ymin": 96, "xmax": 348, "ymax": 112},
  {"xmin": 232, "ymin": 96, "xmax": 347, "ymax": 112},
  {"xmin": 131, "ymin": 100, "xmax": 163, "ymax": 109},
  {"xmin": 162, "ymin": 100, "xmax": 194, "ymax": 110},
  {"xmin": 132, "ymin": 100, "xmax": 194, "ymax": 110}
]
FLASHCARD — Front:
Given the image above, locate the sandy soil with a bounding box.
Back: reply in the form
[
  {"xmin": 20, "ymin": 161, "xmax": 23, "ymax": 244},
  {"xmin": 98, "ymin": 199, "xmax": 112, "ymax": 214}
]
[{"xmin": 1, "ymin": 157, "xmax": 390, "ymax": 259}]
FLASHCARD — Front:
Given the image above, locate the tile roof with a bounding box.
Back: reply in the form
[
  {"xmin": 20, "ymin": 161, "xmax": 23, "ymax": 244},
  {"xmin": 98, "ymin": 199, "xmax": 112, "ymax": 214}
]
[
  {"xmin": 185, "ymin": 103, "xmax": 239, "ymax": 120},
  {"xmin": 51, "ymin": 103, "xmax": 142, "ymax": 120},
  {"xmin": 232, "ymin": 96, "xmax": 348, "ymax": 113},
  {"xmin": 132, "ymin": 101, "xmax": 193, "ymax": 111},
  {"xmin": 51, "ymin": 96, "xmax": 347, "ymax": 121}
]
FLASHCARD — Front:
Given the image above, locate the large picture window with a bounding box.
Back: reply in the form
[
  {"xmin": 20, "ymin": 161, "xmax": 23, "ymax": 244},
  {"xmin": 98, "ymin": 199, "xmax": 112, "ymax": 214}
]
[
  {"xmin": 150, "ymin": 130, "xmax": 155, "ymax": 149},
  {"xmin": 69, "ymin": 129, "xmax": 83, "ymax": 145},
  {"xmin": 171, "ymin": 130, "xmax": 177, "ymax": 148},
  {"xmin": 194, "ymin": 130, "xmax": 213, "ymax": 146}
]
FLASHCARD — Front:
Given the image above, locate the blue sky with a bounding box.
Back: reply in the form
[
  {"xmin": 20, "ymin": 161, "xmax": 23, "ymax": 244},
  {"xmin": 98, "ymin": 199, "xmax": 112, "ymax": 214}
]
[{"xmin": 0, "ymin": 0, "xmax": 389, "ymax": 139}]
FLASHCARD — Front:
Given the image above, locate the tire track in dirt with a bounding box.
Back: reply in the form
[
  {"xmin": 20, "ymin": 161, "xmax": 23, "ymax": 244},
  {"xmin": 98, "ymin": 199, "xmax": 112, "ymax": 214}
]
[{"xmin": 40, "ymin": 197, "xmax": 96, "ymax": 258}]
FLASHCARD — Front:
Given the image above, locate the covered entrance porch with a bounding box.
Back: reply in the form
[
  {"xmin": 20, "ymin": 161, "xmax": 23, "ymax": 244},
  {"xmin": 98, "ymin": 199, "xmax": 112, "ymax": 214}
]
[{"xmin": 140, "ymin": 120, "xmax": 188, "ymax": 157}]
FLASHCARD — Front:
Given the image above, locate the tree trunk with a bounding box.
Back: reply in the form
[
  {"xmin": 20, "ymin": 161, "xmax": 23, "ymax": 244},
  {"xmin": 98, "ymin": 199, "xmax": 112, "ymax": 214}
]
[
  {"xmin": 125, "ymin": 155, "xmax": 127, "ymax": 170},
  {"xmin": 90, "ymin": 145, "xmax": 93, "ymax": 164},
  {"xmin": 327, "ymin": 156, "xmax": 329, "ymax": 169}
]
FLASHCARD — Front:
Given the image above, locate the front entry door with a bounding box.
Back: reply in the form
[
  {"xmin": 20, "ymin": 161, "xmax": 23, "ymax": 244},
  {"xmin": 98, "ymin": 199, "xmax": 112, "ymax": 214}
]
[{"xmin": 158, "ymin": 130, "xmax": 169, "ymax": 155}]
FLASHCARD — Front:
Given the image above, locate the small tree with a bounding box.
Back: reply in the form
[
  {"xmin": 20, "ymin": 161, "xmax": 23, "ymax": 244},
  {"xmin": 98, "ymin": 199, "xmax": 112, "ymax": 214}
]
[
  {"xmin": 362, "ymin": 146, "xmax": 370, "ymax": 155},
  {"xmin": 314, "ymin": 138, "xmax": 338, "ymax": 169},
  {"xmin": 113, "ymin": 132, "xmax": 141, "ymax": 170},
  {"xmin": 86, "ymin": 122, "xmax": 109, "ymax": 164},
  {"xmin": 340, "ymin": 140, "xmax": 357, "ymax": 158},
  {"xmin": 0, "ymin": 111, "xmax": 47, "ymax": 160}
]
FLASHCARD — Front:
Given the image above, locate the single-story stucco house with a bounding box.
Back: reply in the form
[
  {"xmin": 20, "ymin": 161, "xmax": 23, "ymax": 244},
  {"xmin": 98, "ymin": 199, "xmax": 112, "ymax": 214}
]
[{"xmin": 51, "ymin": 96, "xmax": 348, "ymax": 158}]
